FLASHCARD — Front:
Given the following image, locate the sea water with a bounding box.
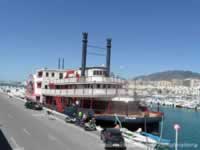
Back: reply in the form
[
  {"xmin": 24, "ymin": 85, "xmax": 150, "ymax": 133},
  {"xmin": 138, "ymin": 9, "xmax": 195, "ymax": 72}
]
[{"xmin": 157, "ymin": 106, "xmax": 200, "ymax": 150}]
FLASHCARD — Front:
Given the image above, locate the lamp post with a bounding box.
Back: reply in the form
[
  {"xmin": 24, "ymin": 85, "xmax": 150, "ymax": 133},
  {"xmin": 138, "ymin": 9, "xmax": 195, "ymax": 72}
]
[{"xmin": 174, "ymin": 123, "xmax": 181, "ymax": 150}]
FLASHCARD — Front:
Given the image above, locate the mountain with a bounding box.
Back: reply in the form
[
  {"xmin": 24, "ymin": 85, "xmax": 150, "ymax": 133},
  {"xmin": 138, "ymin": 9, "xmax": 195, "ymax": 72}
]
[{"xmin": 134, "ymin": 70, "xmax": 200, "ymax": 81}]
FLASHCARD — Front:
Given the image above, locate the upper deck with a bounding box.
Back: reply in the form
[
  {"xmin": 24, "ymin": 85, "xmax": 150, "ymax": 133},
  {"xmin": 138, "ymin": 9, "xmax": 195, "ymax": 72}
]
[
  {"xmin": 41, "ymin": 88, "xmax": 128, "ymax": 98},
  {"xmin": 32, "ymin": 67, "xmax": 128, "ymax": 98},
  {"xmin": 43, "ymin": 76, "xmax": 125, "ymax": 85},
  {"xmin": 36, "ymin": 67, "xmax": 126, "ymax": 86}
]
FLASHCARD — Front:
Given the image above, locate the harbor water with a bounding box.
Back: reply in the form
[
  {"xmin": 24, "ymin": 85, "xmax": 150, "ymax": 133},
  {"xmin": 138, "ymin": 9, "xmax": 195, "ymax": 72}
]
[{"xmin": 154, "ymin": 106, "xmax": 200, "ymax": 150}]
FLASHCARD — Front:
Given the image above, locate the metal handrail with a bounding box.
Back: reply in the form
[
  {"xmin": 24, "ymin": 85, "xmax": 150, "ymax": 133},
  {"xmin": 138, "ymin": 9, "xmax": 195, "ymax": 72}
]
[
  {"xmin": 46, "ymin": 76, "xmax": 125, "ymax": 85},
  {"xmin": 41, "ymin": 88, "xmax": 128, "ymax": 97}
]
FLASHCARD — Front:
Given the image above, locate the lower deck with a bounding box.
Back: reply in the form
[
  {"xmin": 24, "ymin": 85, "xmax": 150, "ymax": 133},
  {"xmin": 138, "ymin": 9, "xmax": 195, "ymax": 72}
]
[
  {"xmin": 43, "ymin": 96, "xmax": 150, "ymax": 115},
  {"xmin": 41, "ymin": 95, "xmax": 162, "ymax": 133},
  {"xmin": 43, "ymin": 96, "xmax": 162, "ymax": 118}
]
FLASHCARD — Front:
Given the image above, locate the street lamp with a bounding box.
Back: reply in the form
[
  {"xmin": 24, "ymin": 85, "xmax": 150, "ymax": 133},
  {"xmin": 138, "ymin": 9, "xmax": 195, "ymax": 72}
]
[{"xmin": 174, "ymin": 123, "xmax": 181, "ymax": 150}]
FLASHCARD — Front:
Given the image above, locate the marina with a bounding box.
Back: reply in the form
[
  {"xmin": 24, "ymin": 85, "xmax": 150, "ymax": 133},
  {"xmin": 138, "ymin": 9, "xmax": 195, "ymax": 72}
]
[
  {"xmin": 0, "ymin": 32, "xmax": 199, "ymax": 149},
  {"xmin": 144, "ymin": 96, "xmax": 200, "ymax": 111},
  {"xmin": 0, "ymin": 1, "xmax": 200, "ymax": 150}
]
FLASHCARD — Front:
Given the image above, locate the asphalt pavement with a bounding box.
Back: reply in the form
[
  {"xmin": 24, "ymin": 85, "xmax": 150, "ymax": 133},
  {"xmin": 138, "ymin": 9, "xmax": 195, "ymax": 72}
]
[
  {"xmin": 0, "ymin": 93, "xmax": 105, "ymax": 150},
  {"xmin": 0, "ymin": 93, "xmax": 147, "ymax": 150}
]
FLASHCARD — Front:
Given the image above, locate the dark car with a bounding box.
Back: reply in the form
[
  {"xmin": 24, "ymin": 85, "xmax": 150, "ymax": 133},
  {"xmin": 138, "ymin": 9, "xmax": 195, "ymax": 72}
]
[
  {"xmin": 100, "ymin": 128, "xmax": 126, "ymax": 150},
  {"xmin": 25, "ymin": 101, "xmax": 43, "ymax": 110}
]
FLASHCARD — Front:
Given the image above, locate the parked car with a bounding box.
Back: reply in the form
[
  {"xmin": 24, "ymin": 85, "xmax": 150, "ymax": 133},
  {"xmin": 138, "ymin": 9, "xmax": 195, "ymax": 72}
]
[
  {"xmin": 25, "ymin": 101, "xmax": 43, "ymax": 110},
  {"xmin": 100, "ymin": 128, "xmax": 126, "ymax": 150}
]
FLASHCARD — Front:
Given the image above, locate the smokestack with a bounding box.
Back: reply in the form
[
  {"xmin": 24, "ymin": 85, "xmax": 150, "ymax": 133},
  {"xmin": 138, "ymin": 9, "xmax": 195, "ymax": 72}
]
[
  {"xmin": 62, "ymin": 58, "xmax": 64, "ymax": 69},
  {"xmin": 81, "ymin": 32, "xmax": 88, "ymax": 77},
  {"xmin": 58, "ymin": 58, "xmax": 61, "ymax": 69},
  {"xmin": 106, "ymin": 38, "xmax": 112, "ymax": 77}
]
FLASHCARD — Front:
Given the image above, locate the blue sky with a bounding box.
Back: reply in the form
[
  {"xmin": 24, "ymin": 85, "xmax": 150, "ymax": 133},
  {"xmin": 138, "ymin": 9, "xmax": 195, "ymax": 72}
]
[{"xmin": 0, "ymin": 0, "xmax": 200, "ymax": 81}]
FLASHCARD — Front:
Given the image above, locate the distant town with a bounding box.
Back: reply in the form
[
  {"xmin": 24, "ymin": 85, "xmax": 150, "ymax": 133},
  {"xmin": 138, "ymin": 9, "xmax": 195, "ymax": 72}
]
[
  {"xmin": 129, "ymin": 70, "xmax": 200, "ymax": 97},
  {"xmin": 129, "ymin": 78, "xmax": 200, "ymax": 97}
]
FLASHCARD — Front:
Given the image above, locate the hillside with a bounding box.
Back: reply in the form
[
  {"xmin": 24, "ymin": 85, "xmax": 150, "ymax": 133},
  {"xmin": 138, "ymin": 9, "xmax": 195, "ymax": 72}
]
[{"xmin": 134, "ymin": 70, "xmax": 200, "ymax": 81}]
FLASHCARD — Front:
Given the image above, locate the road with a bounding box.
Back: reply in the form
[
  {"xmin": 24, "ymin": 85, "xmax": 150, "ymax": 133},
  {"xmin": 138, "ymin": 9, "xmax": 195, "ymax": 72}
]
[
  {"xmin": 0, "ymin": 93, "xmax": 105, "ymax": 150},
  {"xmin": 0, "ymin": 93, "xmax": 147, "ymax": 150}
]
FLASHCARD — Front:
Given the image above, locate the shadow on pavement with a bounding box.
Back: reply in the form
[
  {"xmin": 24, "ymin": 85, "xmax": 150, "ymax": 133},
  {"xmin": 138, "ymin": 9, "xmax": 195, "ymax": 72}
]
[{"xmin": 0, "ymin": 129, "xmax": 12, "ymax": 150}]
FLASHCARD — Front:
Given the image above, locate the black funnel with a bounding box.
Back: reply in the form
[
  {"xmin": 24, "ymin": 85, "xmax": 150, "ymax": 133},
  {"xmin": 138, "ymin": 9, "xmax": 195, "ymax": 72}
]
[
  {"xmin": 106, "ymin": 38, "xmax": 112, "ymax": 77},
  {"xmin": 81, "ymin": 32, "xmax": 88, "ymax": 77}
]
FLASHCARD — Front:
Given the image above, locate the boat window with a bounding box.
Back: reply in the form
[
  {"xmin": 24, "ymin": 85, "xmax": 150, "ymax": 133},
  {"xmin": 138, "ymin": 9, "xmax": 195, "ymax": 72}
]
[
  {"xmin": 59, "ymin": 73, "xmax": 63, "ymax": 79},
  {"xmin": 52, "ymin": 72, "xmax": 55, "ymax": 77},
  {"xmin": 93, "ymin": 70, "xmax": 104, "ymax": 76},
  {"xmin": 37, "ymin": 82, "xmax": 42, "ymax": 88},
  {"xmin": 97, "ymin": 84, "xmax": 100, "ymax": 88},
  {"xmin": 45, "ymin": 85, "xmax": 48, "ymax": 89},
  {"xmin": 36, "ymin": 96, "xmax": 40, "ymax": 101},
  {"xmin": 46, "ymin": 72, "xmax": 49, "ymax": 77},
  {"xmin": 85, "ymin": 84, "xmax": 89, "ymax": 88},
  {"xmin": 38, "ymin": 71, "xmax": 43, "ymax": 77}
]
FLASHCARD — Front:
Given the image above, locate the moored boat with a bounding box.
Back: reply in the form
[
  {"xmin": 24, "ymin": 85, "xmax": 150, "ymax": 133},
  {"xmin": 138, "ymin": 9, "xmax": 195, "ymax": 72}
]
[{"xmin": 25, "ymin": 32, "xmax": 163, "ymax": 133}]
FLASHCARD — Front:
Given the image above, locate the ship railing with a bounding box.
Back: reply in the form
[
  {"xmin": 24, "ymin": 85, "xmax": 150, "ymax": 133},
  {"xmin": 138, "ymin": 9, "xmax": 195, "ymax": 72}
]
[
  {"xmin": 45, "ymin": 76, "xmax": 126, "ymax": 85},
  {"xmin": 41, "ymin": 88, "xmax": 128, "ymax": 97},
  {"xmin": 93, "ymin": 109, "xmax": 145, "ymax": 116},
  {"xmin": 94, "ymin": 109, "xmax": 161, "ymax": 117}
]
